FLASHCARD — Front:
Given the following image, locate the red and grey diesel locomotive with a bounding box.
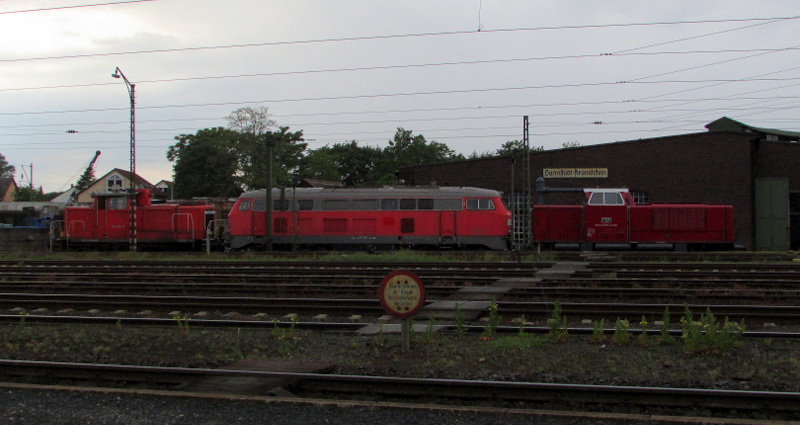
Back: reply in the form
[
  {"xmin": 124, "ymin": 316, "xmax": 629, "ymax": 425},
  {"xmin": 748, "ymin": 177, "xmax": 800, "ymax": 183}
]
[{"xmin": 226, "ymin": 186, "xmax": 513, "ymax": 250}]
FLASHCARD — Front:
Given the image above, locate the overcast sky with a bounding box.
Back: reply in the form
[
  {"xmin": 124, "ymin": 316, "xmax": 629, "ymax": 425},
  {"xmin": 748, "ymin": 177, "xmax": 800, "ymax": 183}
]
[{"xmin": 2, "ymin": 1, "xmax": 799, "ymax": 193}]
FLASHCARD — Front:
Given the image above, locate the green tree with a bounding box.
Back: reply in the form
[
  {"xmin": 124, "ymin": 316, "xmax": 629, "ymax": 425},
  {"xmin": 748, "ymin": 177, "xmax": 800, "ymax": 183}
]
[
  {"xmin": 167, "ymin": 127, "xmax": 243, "ymax": 198},
  {"xmin": 74, "ymin": 163, "xmax": 97, "ymax": 193},
  {"xmin": 298, "ymin": 141, "xmax": 383, "ymax": 186},
  {"xmin": 296, "ymin": 146, "xmax": 342, "ymax": 183},
  {"xmin": 226, "ymin": 107, "xmax": 307, "ymax": 189},
  {"xmin": 468, "ymin": 140, "xmax": 545, "ymax": 159},
  {"xmin": 373, "ymin": 128, "xmax": 463, "ymax": 185},
  {"xmin": 331, "ymin": 141, "xmax": 383, "ymax": 186},
  {"xmin": 13, "ymin": 186, "xmax": 48, "ymax": 201},
  {"xmin": 0, "ymin": 152, "xmax": 15, "ymax": 178}
]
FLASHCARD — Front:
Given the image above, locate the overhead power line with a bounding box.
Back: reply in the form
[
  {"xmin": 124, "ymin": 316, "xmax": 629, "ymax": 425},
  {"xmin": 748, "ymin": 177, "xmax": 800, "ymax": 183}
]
[
  {"xmin": 5, "ymin": 47, "xmax": 800, "ymax": 93},
  {"xmin": 0, "ymin": 0, "xmax": 157, "ymax": 15},
  {"xmin": 1, "ymin": 16, "xmax": 797, "ymax": 64},
  {"xmin": 5, "ymin": 77, "xmax": 800, "ymax": 117}
]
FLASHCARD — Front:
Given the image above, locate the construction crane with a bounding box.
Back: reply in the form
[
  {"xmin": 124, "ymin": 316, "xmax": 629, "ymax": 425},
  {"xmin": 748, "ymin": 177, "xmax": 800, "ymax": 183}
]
[{"xmin": 67, "ymin": 150, "xmax": 101, "ymax": 206}]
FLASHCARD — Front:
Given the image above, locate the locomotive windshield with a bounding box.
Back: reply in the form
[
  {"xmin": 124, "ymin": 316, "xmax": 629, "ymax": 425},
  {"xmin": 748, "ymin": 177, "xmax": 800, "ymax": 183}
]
[
  {"xmin": 587, "ymin": 192, "xmax": 624, "ymax": 206},
  {"xmin": 108, "ymin": 197, "xmax": 127, "ymax": 210}
]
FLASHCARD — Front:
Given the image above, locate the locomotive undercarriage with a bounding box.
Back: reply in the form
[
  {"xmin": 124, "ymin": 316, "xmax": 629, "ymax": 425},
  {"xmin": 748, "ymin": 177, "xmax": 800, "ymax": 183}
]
[{"xmin": 227, "ymin": 235, "xmax": 510, "ymax": 251}]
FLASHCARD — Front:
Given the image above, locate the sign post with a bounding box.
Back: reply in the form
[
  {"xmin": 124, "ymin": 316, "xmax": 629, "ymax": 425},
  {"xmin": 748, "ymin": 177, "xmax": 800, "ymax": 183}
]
[{"xmin": 378, "ymin": 270, "xmax": 426, "ymax": 352}]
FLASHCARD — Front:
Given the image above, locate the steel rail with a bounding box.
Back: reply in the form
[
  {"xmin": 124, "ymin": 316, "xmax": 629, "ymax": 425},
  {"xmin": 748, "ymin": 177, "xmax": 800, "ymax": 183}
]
[
  {"xmin": 587, "ymin": 262, "xmax": 800, "ymax": 271},
  {"xmin": 547, "ymin": 276, "xmax": 800, "ymax": 289},
  {"xmin": 0, "ymin": 292, "xmax": 387, "ymax": 314},
  {"xmin": 2, "ymin": 282, "xmax": 799, "ymax": 306},
  {"xmin": 1, "ymin": 359, "xmax": 799, "ymax": 417},
  {"xmin": 0, "ymin": 269, "xmax": 533, "ymax": 283},
  {"xmin": 2, "ymin": 314, "xmax": 799, "ymax": 339},
  {"xmin": 497, "ymin": 300, "xmax": 800, "ymax": 321},
  {"xmin": 0, "ymin": 260, "xmax": 545, "ymax": 271}
]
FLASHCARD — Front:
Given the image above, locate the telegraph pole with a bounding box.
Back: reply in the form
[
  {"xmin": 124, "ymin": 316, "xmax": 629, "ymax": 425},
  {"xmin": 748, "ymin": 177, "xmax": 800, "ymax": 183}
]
[
  {"xmin": 265, "ymin": 136, "xmax": 273, "ymax": 251},
  {"xmin": 522, "ymin": 116, "xmax": 532, "ymax": 249}
]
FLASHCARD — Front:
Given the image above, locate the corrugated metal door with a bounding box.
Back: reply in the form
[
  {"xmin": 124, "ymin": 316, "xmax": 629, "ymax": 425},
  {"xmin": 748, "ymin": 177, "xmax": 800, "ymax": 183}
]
[{"xmin": 755, "ymin": 178, "xmax": 789, "ymax": 251}]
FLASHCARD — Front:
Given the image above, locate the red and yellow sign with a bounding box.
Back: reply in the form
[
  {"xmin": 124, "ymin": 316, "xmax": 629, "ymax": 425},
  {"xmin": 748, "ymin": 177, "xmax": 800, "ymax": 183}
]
[{"xmin": 378, "ymin": 270, "xmax": 426, "ymax": 318}]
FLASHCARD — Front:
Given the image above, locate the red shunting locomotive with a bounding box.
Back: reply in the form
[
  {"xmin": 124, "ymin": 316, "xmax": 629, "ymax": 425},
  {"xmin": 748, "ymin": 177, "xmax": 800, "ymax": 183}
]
[
  {"xmin": 58, "ymin": 189, "xmax": 217, "ymax": 249},
  {"xmin": 533, "ymin": 188, "xmax": 736, "ymax": 251}
]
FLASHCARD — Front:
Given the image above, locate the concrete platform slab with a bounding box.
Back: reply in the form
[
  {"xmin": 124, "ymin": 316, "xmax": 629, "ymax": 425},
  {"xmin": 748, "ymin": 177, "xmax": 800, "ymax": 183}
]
[
  {"xmin": 415, "ymin": 300, "xmax": 492, "ymax": 320},
  {"xmin": 449, "ymin": 286, "xmax": 512, "ymax": 300}
]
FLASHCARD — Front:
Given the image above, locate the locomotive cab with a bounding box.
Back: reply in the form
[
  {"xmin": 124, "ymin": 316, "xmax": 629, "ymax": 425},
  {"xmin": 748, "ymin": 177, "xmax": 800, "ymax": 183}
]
[{"xmin": 583, "ymin": 188, "xmax": 632, "ymax": 245}]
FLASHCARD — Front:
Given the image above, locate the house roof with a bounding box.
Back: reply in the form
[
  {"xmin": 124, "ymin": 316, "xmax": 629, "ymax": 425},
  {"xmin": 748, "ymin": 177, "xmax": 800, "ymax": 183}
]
[
  {"xmin": 705, "ymin": 117, "xmax": 800, "ymax": 141},
  {"xmin": 0, "ymin": 178, "xmax": 16, "ymax": 196},
  {"xmin": 107, "ymin": 168, "xmax": 155, "ymax": 189},
  {"xmin": 50, "ymin": 187, "xmax": 76, "ymax": 203},
  {"xmin": 76, "ymin": 168, "xmax": 155, "ymax": 198}
]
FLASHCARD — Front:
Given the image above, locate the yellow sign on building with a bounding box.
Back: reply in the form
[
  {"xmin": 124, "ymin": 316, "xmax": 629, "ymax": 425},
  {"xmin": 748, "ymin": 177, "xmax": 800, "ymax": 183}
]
[{"xmin": 543, "ymin": 168, "xmax": 608, "ymax": 178}]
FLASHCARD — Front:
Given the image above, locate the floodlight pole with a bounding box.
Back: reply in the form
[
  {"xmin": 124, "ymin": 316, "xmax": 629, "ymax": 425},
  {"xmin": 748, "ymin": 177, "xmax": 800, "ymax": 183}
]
[{"xmin": 112, "ymin": 67, "xmax": 137, "ymax": 252}]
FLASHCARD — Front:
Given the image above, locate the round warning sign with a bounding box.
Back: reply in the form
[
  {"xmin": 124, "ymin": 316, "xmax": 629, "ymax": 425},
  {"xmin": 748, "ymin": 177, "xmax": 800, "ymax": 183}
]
[{"xmin": 378, "ymin": 270, "xmax": 426, "ymax": 318}]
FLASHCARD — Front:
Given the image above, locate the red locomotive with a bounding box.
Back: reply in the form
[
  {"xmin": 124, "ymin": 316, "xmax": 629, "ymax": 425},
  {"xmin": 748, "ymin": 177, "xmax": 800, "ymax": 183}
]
[
  {"xmin": 52, "ymin": 184, "xmax": 734, "ymax": 252},
  {"xmin": 57, "ymin": 189, "xmax": 219, "ymax": 249},
  {"xmin": 533, "ymin": 188, "xmax": 736, "ymax": 251},
  {"xmin": 226, "ymin": 186, "xmax": 512, "ymax": 250}
]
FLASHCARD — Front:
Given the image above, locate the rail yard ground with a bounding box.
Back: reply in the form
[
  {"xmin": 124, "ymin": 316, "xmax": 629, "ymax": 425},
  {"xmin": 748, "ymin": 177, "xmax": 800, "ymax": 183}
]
[
  {"xmin": 2, "ymin": 323, "xmax": 799, "ymax": 393},
  {"xmin": 2, "ymin": 251, "xmax": 800, "ymax": 424}
]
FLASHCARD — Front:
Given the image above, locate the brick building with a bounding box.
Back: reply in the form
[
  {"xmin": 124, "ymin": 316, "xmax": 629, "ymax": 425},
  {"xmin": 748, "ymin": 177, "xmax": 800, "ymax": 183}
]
[{"xmin": 398, "ymin": 117, "xmax": 800, "ymax": 251}]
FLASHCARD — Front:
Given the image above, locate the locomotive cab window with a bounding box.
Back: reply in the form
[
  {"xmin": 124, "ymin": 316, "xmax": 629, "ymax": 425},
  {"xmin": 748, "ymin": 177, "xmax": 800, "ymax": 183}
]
[
  {"xmin": 588, "ymin": 192, "xmax": 624, "ymax": 206},
  {"xmin": 108, "ymin": 197, "xmax": 127, "ymax": 210},
  {"xmin": 238, "ymin": 200, "xmax": 251, "ymax": 211},
  {"xmin": 466, "ymin": 199, "xmax": 495, "ymax": 210},
  {"xmin": 252, "ymin": 200, "xmax": 266, "ymax": 211}
]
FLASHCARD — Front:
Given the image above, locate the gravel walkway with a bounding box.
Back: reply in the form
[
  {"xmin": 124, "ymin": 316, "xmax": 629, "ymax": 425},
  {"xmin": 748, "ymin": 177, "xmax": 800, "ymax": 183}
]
[{"xmin": 0, "ymin": 385, "xmax": 634, "ymax": 425}]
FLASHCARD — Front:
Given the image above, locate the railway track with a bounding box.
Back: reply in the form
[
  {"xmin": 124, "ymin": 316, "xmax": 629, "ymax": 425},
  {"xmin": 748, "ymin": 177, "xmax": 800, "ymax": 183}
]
[
  {"xmin": 2, "ymin": 281, "xmax": 799, "ymax": 304},
  {"xmin": 3, "ymin": 258, "xmax": 800, "ymax": 322},
  {"xmin": 3, "ymin": 255, "xmax": 799, "ymax": 423},
  {"xmin": 2, "ymin": 292, "xmax": 800, "ymax": 323},
  {"xmin": 3, "ymin": 313, "xmax": 799, "ymax": 341},
  {"xmin": 1, "ymin": 359, "xmax": 799, "ymax": 420},
  {"xmin": 0, "ymin": 260, "xmax": 542, "ymax": 284}
]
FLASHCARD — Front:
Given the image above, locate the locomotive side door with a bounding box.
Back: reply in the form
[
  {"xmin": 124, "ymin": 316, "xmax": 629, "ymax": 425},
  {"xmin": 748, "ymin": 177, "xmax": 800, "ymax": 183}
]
[
  {"xmin": 95, "ymin": 195, "xmax": 108, "ymax": 239},
  {"xmin": 583, "ymin": 191, "xmax": 629, "ymax": 243},
  {"xmin": 439, "ymin": 210, "xmax": 456, "ymax": 244}
]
